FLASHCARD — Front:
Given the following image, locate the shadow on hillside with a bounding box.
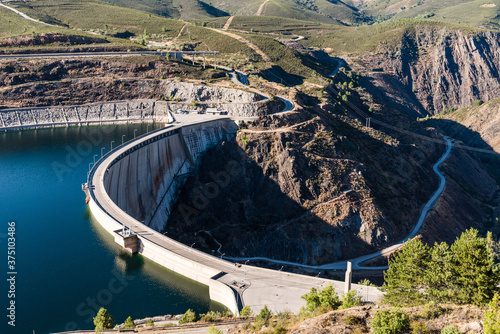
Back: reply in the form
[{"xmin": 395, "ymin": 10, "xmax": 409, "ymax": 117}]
[
  {"xmin": 259, "ymin": 65, "xmax": 304, "ymax": 86},
  {"xmin": 162, "ymin": 104, "xmax": 479, "ymax": 270},
  {"xmin": 424, "ymin": 117, "xmax": 500, "ymax": 182}
]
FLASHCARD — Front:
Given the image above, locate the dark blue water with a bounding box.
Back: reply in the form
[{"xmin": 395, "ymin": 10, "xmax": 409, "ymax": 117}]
[{"xmin": 0, "ymin": 125, "xmax": 212, "ymax": 334}]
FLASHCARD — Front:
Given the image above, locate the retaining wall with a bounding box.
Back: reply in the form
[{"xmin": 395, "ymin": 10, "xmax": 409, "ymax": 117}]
[{"xmin": 0, "ymin": 97, "xmax": 271, "ymax": 131}]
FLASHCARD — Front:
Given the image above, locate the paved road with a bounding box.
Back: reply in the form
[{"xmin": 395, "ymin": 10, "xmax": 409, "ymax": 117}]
[{"xmin": 225, "ymin": 137, "xmax": 453, "ymax": 270}]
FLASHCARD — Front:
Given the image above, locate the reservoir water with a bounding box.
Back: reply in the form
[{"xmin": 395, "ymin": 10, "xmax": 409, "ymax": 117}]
[{"xmin": 0, "ymin": 125, "xmax": 212, "ymax": 334}]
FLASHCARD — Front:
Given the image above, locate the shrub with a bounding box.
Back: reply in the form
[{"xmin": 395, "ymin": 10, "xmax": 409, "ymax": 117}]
[
  {"xmin": 124, "ymin": 316, "xmax": 135, "ymax": 329},
  {"xmin": 301, "ymin": 285, "xmax": 341, "ymax": 313},
  {"xmin": 371, "ymin": 309, "xmax": 410, "ymax": 334},
  {"xmin": 340, "ymin": 290, "xmax": 363, "ymax": 309},
  {"xmin": 145, "ymin": 319, "xmax": 154, "ymax": 327},
  {"xmin": 240, "ymin": 133, "xmax": 248, "ymax": 149},
  {"xmin": 256, "ymin": 305, "xmax": 272, "ymax": 323},
  {"xmin": 344, "ymin": 315, "xmax": 364, "ymax": 325},
  {"xmin": 417, "ymin": 301, "xmax": 445, "ymax": 320},
  {"xmin": 285, "ymin": 141, "xmax": 291, "ymax": 148},
  {"xmin": 240, "ymin": 306, "xmax": 252, "ymax": 316},
  {"xmin": 441, "ymin": 326, "xmax": 462, "ymax": 334},
  {"xmin": 412, "ymin": 321, "xmax": 430, "ymax": 334},
  {"xmin": 200, "ymin": 311, "xmax": 222, "ymax": 322},
  {"xmin": 473, "ymin": 99, "xmax": 484, "ymax": 107},
  {"xmin": 208, "ymin": 326, "xmax": 223, "ymax": 334},
  {"xmin": 179, "ymin": 309, "xmax": 198, "ymax": 325},
  {"xmin": 274, "ymin": 327, "xmax": 287, "ymax": 334}
]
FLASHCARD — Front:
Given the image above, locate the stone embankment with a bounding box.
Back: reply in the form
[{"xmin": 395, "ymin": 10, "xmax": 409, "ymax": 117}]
[{"xmin": 0, "ymin": 82, "xmax": 278, "ymax": 131}]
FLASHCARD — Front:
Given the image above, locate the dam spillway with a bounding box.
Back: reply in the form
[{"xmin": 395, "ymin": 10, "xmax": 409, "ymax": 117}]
[{"xmin": 85, "ymin": 115, "xmax": 384, "ymax": 315}]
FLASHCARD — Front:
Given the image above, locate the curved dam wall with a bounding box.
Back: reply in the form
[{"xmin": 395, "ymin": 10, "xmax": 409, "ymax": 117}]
[
  {"xmin": 103, "ymin": 119, "xmax": 233, "ymax": 232},
  {"xmin": 86, "ymin": 118, "xmax": 384, "ymax": 316},
  {"xmin": 87, "ymin": 118, "xmax": 242, "ymax": 315}
]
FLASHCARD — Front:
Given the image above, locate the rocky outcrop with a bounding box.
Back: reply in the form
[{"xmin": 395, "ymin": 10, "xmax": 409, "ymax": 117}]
[
  {"xmin": 165, "ymin": 104, "xmax": 444, "ymax": 265},
  {"xmin": 358, "ymin": 26, "xmax": 500, "ymax": 117}
]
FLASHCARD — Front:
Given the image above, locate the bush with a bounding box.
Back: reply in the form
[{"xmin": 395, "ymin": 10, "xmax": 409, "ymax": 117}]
[
  {"xmin": 256, "ymin": 305, "xmax": 272, "ymax": 323},
  {"xmin": 124, "ymin": 316, "xmax": 135, "ymax": 329},
  {"xmin": 145, "ymin": 319, "xmax": 154, "ymax": 327},
  {"xmin": 301, "ymin": 285, "xmax": 341, "ymax": 313},
  {"xmin": 208, "ymin": 326, "xmax": 223, "ymax": 334},
  {"xmin": 441, "ymin": 326, "xmax": 462, "ymax": 334},
  {"xmin": 199, "ymin": 311, "xmax": 222, "ymax": 322},
  {"xmin": 344, "ymin": 315, "xmax": 364, "ymax": 325},
  {"xmin": 240, "ymin": 306, "xmax": 252, "ymax": 316},
  {"xmin": 179, "ymin": 309, "xmax": 198, "ymax": 325},
  {"xmin": 417, "ymin": 301, "xmax": 445, "ymax": 320},
  {"xmin": 371, "ymin": 309, "xmax": 410, "ymax": 334},
  {"xmin": 340, "ymin": 290, "xmax": 363, "ymax": 309},
  {"xmin": 473, "ymin": 99, "xmax": 484, "ymax": 107},
  {"xmin": 412, "ymin": 321, "xmax": 430, "ymax": 334}
]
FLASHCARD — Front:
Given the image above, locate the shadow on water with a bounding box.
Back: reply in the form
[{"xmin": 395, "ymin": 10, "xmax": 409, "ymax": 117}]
[{"xmin": 86, "ymin": 209, "xmax": 211, "ymax": 304}]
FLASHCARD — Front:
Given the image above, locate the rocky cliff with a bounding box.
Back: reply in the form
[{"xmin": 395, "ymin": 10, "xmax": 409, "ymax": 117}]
[{"xmin": 351, "ymin": 25, "xmax": 500, "ymax": 117}]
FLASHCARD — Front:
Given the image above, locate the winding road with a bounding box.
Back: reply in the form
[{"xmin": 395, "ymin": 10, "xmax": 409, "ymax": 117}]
[
  {"xmin": 225, "ymin": 137, "xmax": 453, "ymax": 270},
  {"xmin": 0, "ymin": 2, "xmax": 59, "ymax": 27}
]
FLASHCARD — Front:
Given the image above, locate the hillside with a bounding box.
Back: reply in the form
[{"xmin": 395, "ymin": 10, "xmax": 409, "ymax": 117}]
[
  {"xmin": 315, "ymin": 22, "xmax": 500, "ymax": 118},
  {"xmin": 430, "ymin": 98, "xmax": 500, "ymax": 153},
  {"xmin": 354, "ymin": 0, "xmax": 500, "ymax": 30}
]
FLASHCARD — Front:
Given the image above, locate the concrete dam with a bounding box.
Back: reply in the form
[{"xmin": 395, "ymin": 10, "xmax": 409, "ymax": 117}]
[{"xmin": 85, "ymin": 114, "xmax": 383, "ymax": 316}]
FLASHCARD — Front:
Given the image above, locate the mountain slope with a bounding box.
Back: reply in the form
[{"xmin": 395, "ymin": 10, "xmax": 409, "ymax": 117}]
[{"xmin": 355, "ymin": 0, "xmax": 500, "ymax": 29}]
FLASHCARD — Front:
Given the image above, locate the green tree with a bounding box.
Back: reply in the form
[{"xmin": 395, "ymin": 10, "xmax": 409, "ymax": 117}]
[
  {"xmin": 424, "ymin": 241, "xmax": 454, "ymax": 302},
  {"xmin": 93, "ymin": 308, "xmax": 114, "ymax": 334},
  {"xmin": 179, "ymin": 309, "xmax": 197, "ymax": 324},
  {"xmin": 382, "ymin": 229, "xmax": 500, "ymax": 307},
  {"xmin": 124, "ymin": 316, "xmax": 135, "ymax": 329},
  {"xmin": 371, "ymin": 309, "xmax": 410, "ymax": 334},
  {"xmin": 484, "ymin": 294, "xmax": 500, "ymax": 334},
  {"xmin": 450, "ymin": 229, "xmax": 499, "ymax": 305},
  {"xmin": 382, "ymin": 238, "xmax": 431, "ymax": 306}
]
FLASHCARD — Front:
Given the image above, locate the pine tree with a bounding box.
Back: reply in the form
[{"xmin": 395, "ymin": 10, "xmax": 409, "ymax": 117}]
[
  {"xmin": 450, "ymin": 229, "xmax": 499, "ymax": 305},
  {"xmin": 93, "ymin": 308, "xmax": 114, "ymax": 334},
  {"xmin": 382, "ymin": 238, "xmax": 430, "ymax": 306}
]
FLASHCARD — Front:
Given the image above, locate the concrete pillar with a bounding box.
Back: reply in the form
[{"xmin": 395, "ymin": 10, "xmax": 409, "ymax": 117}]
[
  {"xmin": 203, "ymin": 54, "xmax": 206, "ymax": 69},
  {"xmin": 214, "ymin": 54, "xmax": 217, "ymax": 69},
  {"xmin": 344, "ymin": 261, "xmax": 352, "ymax": 294}
]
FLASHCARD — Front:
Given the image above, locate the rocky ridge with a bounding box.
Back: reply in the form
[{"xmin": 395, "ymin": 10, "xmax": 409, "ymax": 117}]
[{"xmin": 349, "ymin": 26, "xmax": 500, "ymax": 117}]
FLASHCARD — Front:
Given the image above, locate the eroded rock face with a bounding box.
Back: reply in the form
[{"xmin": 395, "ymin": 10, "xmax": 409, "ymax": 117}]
[
  {"xmin": 356, "ymin": 27, "xmax": 500, "ymax": 117},
  {"xmin": 165, "ymin": 107, "xmax": 444, "ymax": 265}
]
